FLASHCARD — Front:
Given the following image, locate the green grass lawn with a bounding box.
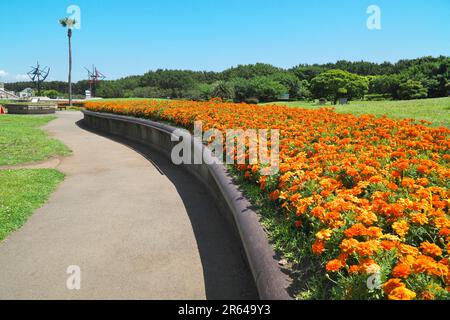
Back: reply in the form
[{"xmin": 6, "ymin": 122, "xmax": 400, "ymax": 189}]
[
  {"xmin": 0, "ymin": 169, "xmax": 64, "ymax": 241},
  {"xmin": 264, "ymin": 97, "xmax": 450, "ymax": 127},
  {"xmin": 0, "ymin": 115, "xmax": 71, "ymax": 166}
]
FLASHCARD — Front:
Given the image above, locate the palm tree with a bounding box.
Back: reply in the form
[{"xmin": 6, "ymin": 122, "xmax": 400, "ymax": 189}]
[{"xmin": 59, "ymin": 18, "xmax": 76, "ymax": 107}]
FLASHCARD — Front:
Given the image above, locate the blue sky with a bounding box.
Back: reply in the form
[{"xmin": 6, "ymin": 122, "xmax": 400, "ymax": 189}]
[{"xmin": 0, "ymin": 0, "xmax": 449, "ymax": 82}]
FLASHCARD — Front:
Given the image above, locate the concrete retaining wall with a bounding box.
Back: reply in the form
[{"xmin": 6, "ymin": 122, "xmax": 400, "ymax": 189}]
[
  {"xmin": 5, "ymin": 104, "xmax": 57, "ymax": 114},
  {"xmin": 82, "ymin": 110, "xmax": 292, "ymax": 300}
]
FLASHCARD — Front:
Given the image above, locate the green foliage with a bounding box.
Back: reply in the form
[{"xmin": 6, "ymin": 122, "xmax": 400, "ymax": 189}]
[
  {"xmin": 231, "ymin": 77, "xmax": 287, "ymax": 102},
  {"xmin": 222, "ymin": 63, "xmax": 281, "ymax": 80},
  {"xmin": 248, "ymin": 77, "xmax": 288, "ymax": 102},
  {"xmin": 211, "ymin": 81, "xmax": 235, "ymax": 100},
  {"xmin": 398, "ymin": 80, "xmax": 428, "ymax": 100},
  {"xmin": 4, "ymin": 56, "xmax": 449, "ymax": 101},
  {"xmin": 182, "ymin": 83, "xmax": 214, "ymax": 101},
  {"xmin": 269, "ymin": 72, "xmax": 302, "ymax": 98},
  {"xmin": 310, "ymin": 69, "xmax": 368, "ymax": 104},
  {"xmin": 96, "ymin": 81, "xmax": 125, "ymax": 98},
  {"xmin": 41, "ymin": 89, "xmax": 61, "ymax": 99},
  {"xmin": 369, "ymin": 74, "xmax": 401, "ymax": 97},
  {"xmin": 124, "ymin": 86, "xmax": 171, "ymax": 99}
]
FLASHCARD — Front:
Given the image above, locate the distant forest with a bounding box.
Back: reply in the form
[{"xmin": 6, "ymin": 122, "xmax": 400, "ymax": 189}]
[{"xmin": 5, "ymin": 56, "xmax": 450, "ymax": 103}]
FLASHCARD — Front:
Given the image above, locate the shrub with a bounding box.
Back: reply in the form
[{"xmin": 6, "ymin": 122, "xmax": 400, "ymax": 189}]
[
  {"xmin": 310, "ymin": 70, "xmax": 369, "ymax": 104},
  {"xmin": 211, "ymin": 81, "xmax": 235, "ymax": 100},
  {"xmin": 41, "ymin": 89, "xmax": 61, "ymax": 99},
  {"xmin": 398, "ymin": 80, "xmax": 428, "ymax": 100}
]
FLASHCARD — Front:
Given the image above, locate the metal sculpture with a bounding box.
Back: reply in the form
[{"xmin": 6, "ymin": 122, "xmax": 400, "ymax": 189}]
[
  {"xmin": 27, "ymin": 62, "xmax": 50, "ymax": 96},
  {"xmin": 85, "ymin": 65, "xmax": 105, "ymax": 98}
]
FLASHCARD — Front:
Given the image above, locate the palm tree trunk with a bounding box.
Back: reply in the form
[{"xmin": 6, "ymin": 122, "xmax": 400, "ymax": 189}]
[{"xmin": 68, "ymin": 29, "xmax": 72, "ymax": 107}]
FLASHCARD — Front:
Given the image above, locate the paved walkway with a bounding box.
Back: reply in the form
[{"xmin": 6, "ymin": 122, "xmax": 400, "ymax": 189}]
[{"xmin": 0, "ymin": 111, "xmax": 257, "ymax": 299}]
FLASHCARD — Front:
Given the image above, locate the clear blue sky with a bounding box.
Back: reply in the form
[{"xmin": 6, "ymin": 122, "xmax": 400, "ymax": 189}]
[{"xmin": 0, "ymin": 0, "xmax": 449, "ymax": 82}]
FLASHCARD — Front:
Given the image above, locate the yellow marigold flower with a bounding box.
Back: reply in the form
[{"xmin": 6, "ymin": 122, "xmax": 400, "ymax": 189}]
[
  {"xmin": 316, "ymin": 229, "xmax": 333, "ymax": 241},
  {"xmin": 392, "ymin": 220, "xmax": 409, "ymax": 238},
  {"xmin": 388, "ymin": 287, "xmax": 416, "ymax": 300},
  {"xmin": 383, "ymin": 278, "xmax": 404, "ymax": 295},
  {"xmin": 411, "ymin": 213, "xmax": 428, "ymax": 225}
]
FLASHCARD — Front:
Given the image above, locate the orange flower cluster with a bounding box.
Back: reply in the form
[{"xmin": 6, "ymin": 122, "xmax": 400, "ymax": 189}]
[{"xmin": 85, "ymin": 99, "xmax": 450, "ymax": 300}]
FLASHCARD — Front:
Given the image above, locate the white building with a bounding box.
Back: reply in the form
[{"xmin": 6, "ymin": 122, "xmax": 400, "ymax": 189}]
[
  {"xmin": 19, "ymin": 88, "xmax": 34, "ymax": 99},
  {"xmin": 0, "ymin": 82, "xmax": 18, "ymax": 99}
]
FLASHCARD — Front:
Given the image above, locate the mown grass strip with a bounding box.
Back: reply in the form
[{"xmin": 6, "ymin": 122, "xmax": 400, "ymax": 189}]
[
  {"xmin": 0, "ymin": 115, "xmax": 71, "ymax": 166},
  {"xmin": 0, "ymin": 169, "xmax": 65, "ymax": 241}
]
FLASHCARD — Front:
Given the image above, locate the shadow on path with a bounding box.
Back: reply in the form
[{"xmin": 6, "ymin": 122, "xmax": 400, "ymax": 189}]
[{"xmin": 76, "ymin": 120, "xmax": 259, "ymax": 300}]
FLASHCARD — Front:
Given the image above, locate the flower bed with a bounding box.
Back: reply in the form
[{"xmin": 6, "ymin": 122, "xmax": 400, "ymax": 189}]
[{"xmin": 85, "ymin": 99, "xmax": 450, "ymax": 300}]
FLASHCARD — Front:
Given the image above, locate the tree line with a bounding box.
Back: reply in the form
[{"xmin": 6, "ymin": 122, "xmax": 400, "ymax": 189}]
[{"xmin": 5, "ymin": 56, "xmax": 449, "ymax": 103}]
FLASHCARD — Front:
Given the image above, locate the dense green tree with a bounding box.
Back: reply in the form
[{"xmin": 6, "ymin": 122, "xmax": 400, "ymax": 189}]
[
  {"xmin": 211, "ymin": 81, "xmax": 235, "ymax": 100},
  {"xmin": 369, "ymin": 74, "xmax": 401, "ymax": 98},
  {"xmin": 222, "ymin": 63, "xmax": 281, "ymax": 80},
  {"xmin": 5, "ymin": 56, "xmax": 450, "ymax": 101},
  {"xmin": 269, "ymin": 72, "xmax": 301, "ymax": 98},
  {"xmin": 397, "ymin": 80, "xmax": 428, "ymax": 100},
  {"xmin": 310, "ymin": 70, "xmax": 368, "ymax": 104}
]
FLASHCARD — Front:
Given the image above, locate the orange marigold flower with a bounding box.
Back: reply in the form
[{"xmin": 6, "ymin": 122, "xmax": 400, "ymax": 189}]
[
  {"xmin": 420, "ymin": 241, "xmax": 442, "ymax": 257},
  {"xmin": 269, "ymin": 190, "xmax": 280, "ymax": 201},
  {"xmin": 329, "ymin": 165, "xmax": 340, "ymax": 172},
  {"xmin": 326, "ymin": 259, "xmax": 344, "ymax": 272},
  {"xmin": 387, "ymin": 182, "xmax": 398, "ymax": 191},
  {"xmin": 348, "ymin": 265, "xmax": 360, "ymax": 274},
  {"xmin": 392, "ymin": 262, "xmax": 411, "ymax": 279},
  {"xmin": 344, "ymin": 223, "xmax": 367, "ymax": 238},
  {"xmin": 388, "ymin": 286, "xmax": 416, "ymax": 300},
  {"xmin": 392, "ymin": 220, "xmax": 409, "ymax": 238},
  {"xmin": 401, "ymin": 178, "xmax": 415, "ymax": 188},
  {"xmin": 383, "ymin": 278, "xmax": 404, "ymax": 295},
  {"xmin": 294, "ymin": 220, "xmax": 302, "ymax": 229},
  {"xmin": 398, "ymin": 243, "xmax": 420, "ymax": 256},
  {"xmin": 416, "ymin": 178, "xmax": 429, "ymax": 186},
  {"xmin": 369, "ymin": 175, "xmax": 382, "ymax": 183},
  {"xmin": 312, "ymin": 240, "xmax": 325, "ymax": 255},
  {"xmin": 411, "ymin": 213, "xmax": 429, "ymax": 225},
  {"xmin": 381, "ymin": 240, "xmax": 398, "ymax": 251},
  {"xmin": 310, "ymin": 206, "xmax": 326, "ymax": 218},
  {"xmin": 439, "ymin": 228, "xmax": 450, "ymax": 237},
  {"xmin": 367, "ymin": 226, "xmax": 383, "ymax": 238},
  {"xmin": 340, "ymin": 238, "xmax": 359, "ymax": 254},
  {"xmin": 355, "ymin": 240, "xmax": 380, "ymax": 257}
]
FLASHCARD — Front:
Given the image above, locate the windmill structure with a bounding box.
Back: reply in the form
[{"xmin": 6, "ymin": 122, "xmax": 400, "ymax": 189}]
[
  {"xmin": 27, "ymin": 62, "xmax": 50, "ymax": 96},
  {"xmin": 85, "ymin": 65, "xmax": 105, "ymax": 98}
]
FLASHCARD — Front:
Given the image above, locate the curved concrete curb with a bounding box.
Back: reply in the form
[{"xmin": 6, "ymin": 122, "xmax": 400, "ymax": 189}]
[{"xmin": 82, "ymin": 110, "xmax": 293, "ymax": 300}]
